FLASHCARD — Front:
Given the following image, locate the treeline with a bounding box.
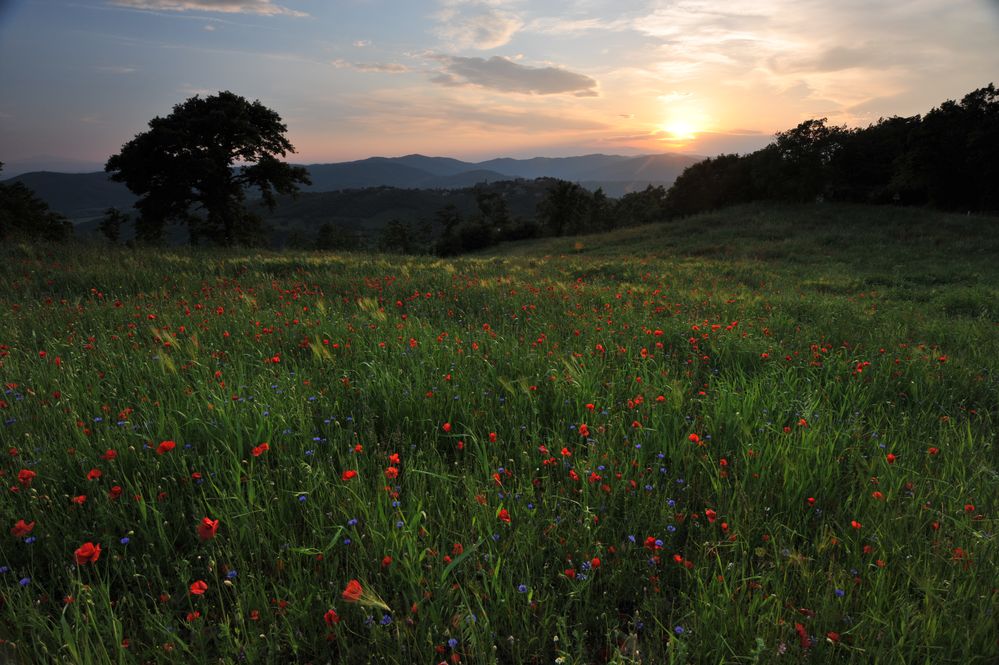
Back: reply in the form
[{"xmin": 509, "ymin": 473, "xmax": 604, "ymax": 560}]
[
  {"xmin": 0, "ymin": 163, "xmax": 73, "ymax": 242},
  {"xmin": 268, "ymin": 179, "xmax": 670, "ymax": 255},
  {"xmin": 664, "ymin": 84, "xmax": 999, "ymax": 216}
]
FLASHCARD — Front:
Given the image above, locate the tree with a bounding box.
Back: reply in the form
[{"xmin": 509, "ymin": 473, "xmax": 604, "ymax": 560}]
[
  {"xmin": 0, "ymin": 162, "xmax": 73, "ymax": 242},
  {"xmin": 537, "ymin": 179, "xmax": 592, "ymax": 236},
  {"xmin": 105, "ymin": 91, "xmax": 310, "ymax": 246},
  {"xmin": 98, "ymin": 207, "xmax": 128, "ymax": 244}
]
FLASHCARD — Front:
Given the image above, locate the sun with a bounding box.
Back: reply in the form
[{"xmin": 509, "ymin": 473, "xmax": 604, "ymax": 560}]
[{"xmin": 661, "ymin": 120, "xmax": 698, "ymax": 142}]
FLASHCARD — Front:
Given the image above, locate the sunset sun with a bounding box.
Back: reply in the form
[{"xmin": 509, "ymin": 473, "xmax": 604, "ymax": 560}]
[{"xmin": 661, "ymin": 120, "xmax": 699, "ymax": 142}]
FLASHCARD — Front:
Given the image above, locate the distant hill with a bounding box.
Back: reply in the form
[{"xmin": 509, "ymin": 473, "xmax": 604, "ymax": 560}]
[
  {"xmin": 6, "ymin": 171, "xmax": 136, "ymax": 221},
  {"xmin": 3, "ymin": 152, "xmax": 702, "ymax": 220}
]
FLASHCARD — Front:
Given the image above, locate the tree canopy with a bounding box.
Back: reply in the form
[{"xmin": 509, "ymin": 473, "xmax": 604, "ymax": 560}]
[
  {"xmin": 0, "ymin": 162, "xmax": 73, "ymax": 242},
  {"xmin": 105, "ymin": 91, "xmax": 310, "ymax": 246}
]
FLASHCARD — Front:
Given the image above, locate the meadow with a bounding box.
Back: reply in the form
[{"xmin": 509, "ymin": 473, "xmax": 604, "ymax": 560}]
[{"xmin": 0, "ymin": 202, "xmax": 996, "ymax": 664}]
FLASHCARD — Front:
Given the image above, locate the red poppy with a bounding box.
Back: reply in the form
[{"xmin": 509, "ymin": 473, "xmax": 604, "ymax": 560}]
[
  {"xmin": 156, "ymin": 440, "xmax": 176, "ymax": 455},
  {"xmin": 442, "ymin": 422, "xmax": 452, "ymax": 433},
  {"xmin": 101, "ymin": 449, "xmax": 117, "ymax": 461},
  {"xmin": 10, "ymin": 519, "xmax": 35, "ymax": 537},
  {"xmin": 197, "ymin": 517, "xmax": 219, "ymax": 542},
  {"xmin": 324, "ymin": 608, "xmax": 340, "ymax": 625},
  {"xmin": 850, "ymin": 520, "xmax": 862, "ymax": 530},
  {"xmin": 488, "ymin": 432, "xmax": 497, "ymax": 443},
  {"xmin": 384, "ymin": 466, "xmax": 399, "ymax": 480},
  {"xmin": 74, "ymin": 542, "xmax": 101, "ymax": 565},
  {"xmin": 341, "ymin": 469, "xmax": 357, "ymax": 481},
  {"xmin": 497, "ymin": 508, "xmax": 511, "ymax": 523},
  {"xmin": 342, "ymin": 579, "xmax": 363, "ymax": 602},
  {"xmin": 578, "ymin": 424, "xmax": 590, "ymax": 438},
  {"xmin": 252, "ymin": 442, "xmax": 269, "ymax": 457},
  {"xmin": 87, "ymin": 468, "xmax": 102, "ymax": 481},
  {"xmin": 17, "ymin": 469, "xmax": 36, "ymax": 487},
  {"xmin": 705, "ymin": 509, "xmax": 718, "ymax": 524},
  {"xmin": 189, "ymin": 580, "xmax": 208, "ymax": 595}
]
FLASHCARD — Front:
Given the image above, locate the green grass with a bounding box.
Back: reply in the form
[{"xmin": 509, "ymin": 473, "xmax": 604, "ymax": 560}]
[{"xmin": 0, "ymin": 202, "xmax": 996, "ymax": 664}]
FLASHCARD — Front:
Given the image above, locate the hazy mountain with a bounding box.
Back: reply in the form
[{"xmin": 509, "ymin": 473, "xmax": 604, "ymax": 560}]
[{"xmin": 3, "ymin": 152, "xmax": 703, "ymax": 220}]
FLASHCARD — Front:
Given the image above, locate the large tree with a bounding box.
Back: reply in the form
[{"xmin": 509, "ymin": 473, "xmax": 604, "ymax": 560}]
[{"xmin": 105, "ymin": 91, "xmax": 310, "ymax": 245}]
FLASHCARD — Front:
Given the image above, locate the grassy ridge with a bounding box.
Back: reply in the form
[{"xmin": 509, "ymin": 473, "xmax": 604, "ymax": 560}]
[{"xmin": 0, "ymin": 203, "xmax": 996, "ymax": 663}]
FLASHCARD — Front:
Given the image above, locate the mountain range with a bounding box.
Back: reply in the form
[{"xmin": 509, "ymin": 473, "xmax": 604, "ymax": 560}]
[{"xmin": 3, "ymin": 152, "xmax": 702, "ymax": 221}]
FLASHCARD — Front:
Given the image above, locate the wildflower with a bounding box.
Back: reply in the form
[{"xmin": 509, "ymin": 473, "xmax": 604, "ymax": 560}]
[
  {"xmin": 74, "ymin": 542, "xmax": 101, "ymax": 565},
  {"xmin": 101, "ymin": 449, "xmax": 117, "ymax": 461},
  {"xmin": 442, "ymin": 422, "xmax": 452, "ymax": 433},
  {"xmin": 705, "ymin": 509, "xmax": 718, "ymax": 524},
  {"xmin": 11, "ymin": 520, "xmax": 35, "ymax": 537},
  {"xmin": 156, "ymin": 440, "xmax": 176, "ymax": 455},
  {"xmin": 342, "ymin": 579, "xmax": 363, "ymax": 602},
  {"xmin": 87, "ymin": 468, "xmax": 102, "ymax": 481},
  {"xmin": 886, "ymin": 453, "xmax": 896, "ymax": 464},
  {"xmin": 497, "ymin": 508, "xmax": 511, "ymax": 524},
  {"xmin": 17, "ymin": 469, "xmax": 36, "ymax": 487},
  {"xmin": 688, "ymin": 433, "xmax": 700, "ymax": 445},
  {"xmin": 384, "ymin": 466, "xmax": 399, "ymax": 480},
  {"xmin": 197, "ymin": 517, "xmax": 219, "ymax": 542},
  {"xmin": 251, "ymin": 442, "xmax": 269, "ymax": 457},
  {"xmin": 488, "ymin": 432, "xmax": 497, "ymax": 443},
  {"xmin": 324, "ymin": 608, "xmax": 341, "ymax": 626},
  {"xmin": 189, "ymin": 580, "xmax": 208, "ymax": 595},
  {"xmin": 850, "ymin": 520, "xmax": 862, "ymax": 530},
  {"xmin": 341, "ymin": 469, "xmax": 357, "ymax": 481}
]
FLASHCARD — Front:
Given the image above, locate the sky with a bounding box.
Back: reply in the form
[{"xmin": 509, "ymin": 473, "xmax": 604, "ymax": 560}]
[{"xmin": 1, "ymin": 0, "xmax": 998, "ymax": 173}]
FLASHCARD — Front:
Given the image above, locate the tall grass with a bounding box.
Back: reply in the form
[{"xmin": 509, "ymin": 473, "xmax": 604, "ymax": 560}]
[{"xmin": 0, "ymin": 203, "xmax": 996, "ymax": 663}]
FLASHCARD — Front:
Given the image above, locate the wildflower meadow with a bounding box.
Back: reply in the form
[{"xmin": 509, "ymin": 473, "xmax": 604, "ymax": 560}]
[{"xmin": 1, "ymin": 203, "xmax": 996, "ymax": 663}]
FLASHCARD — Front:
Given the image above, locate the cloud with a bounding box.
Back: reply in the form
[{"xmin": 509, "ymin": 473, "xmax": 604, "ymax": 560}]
[
  {"xmin": 110, "ymin": 0, "xmax": 306, "ymax": 17},
  {"xmin": 333, "ymin": 59, "xmax": 410, "ymax": 74},
  {"xmin": 434, "ymin": 1, "xmax": 523, "ymax": 50},
  {"xmin": 431, "ymin": 55, "xmax": 598, "ymax": 96},
  {"xmin": 96, "ymin": 65, "xmax": 138, "ymax": 74},
  {"xmin": 525, "ymin": 16, "xmax": 633, "ymax": 36}
]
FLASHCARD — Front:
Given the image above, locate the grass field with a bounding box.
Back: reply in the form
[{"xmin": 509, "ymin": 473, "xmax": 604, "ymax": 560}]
[{"xmin": 1, "ymin": 202, "xmax": 996, "ymax": 664}]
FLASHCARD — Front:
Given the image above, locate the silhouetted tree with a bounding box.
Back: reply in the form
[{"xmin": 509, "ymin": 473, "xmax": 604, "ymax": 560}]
[
  {"xmin": 537, "ymin": 179, "xmax": 592, "ymax": 236},
  {"xmin": 0, "ymin": 162, "xmax": 73, "ymax": 242},
  {"xmin": 105, "ymin": 91, "xmax": 310, "ymax": 246},
  {"xmin": 98, "ymin": 207, "xmax": 128, "ymax": 244}
]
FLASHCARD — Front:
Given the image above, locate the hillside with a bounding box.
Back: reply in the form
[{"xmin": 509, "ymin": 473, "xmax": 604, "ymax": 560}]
[{"xmin": 485, "ymin": 202, "xmax": 999, "ymax": 318}]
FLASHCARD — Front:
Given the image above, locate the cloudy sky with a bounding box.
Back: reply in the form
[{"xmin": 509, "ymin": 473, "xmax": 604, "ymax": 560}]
[{"xmin": 1, "ymin": 0, "xmax": 997, "ymax": 171}]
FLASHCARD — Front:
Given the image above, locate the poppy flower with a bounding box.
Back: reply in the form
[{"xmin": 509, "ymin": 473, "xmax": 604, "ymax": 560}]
[
  {"xmin": 324, "ymin": 608, "xmax": 340, "ymax": 625},
  {"xmin": 10, "ymin": 519, "xmax": 35, "ymax": 537},
  {"xmin": 189, "ymin": 580, "xmax": 208, "ymax": 595},
  {"xmin": 442, "ymin": 422, "xmax": 452, "ymax": 433},
  {"xmin": 850, "ymin": 520, "xmax": 862, "ymax": 530},
  {"xmin": 197, "ymin": 517, "xmax": 219, "ymax": 542},
  {"xmin": 252, "ymin": 442, "xmax": 269, "ymax": 457},
  {"xmin": 497, "ymin": 508, "xmax": 511, "ymax": 523},
  {"xmin": 342, "ymin": 579, "xmax": 363, "ymax": 602},
  {"xmin": 384, "ymin": 466, "xmax": 399, "ymax": 480},
  {"xmin": 101, "ymin": 449, "xmax": 117, "ymax": 461},
  {"xmin": 86, "ymin": 468, "xmax": 102, "ymax": 481},
  {"xmin": 341, "ymin": 469, "xmax": 357, "ymax": 481},
  {"xmin": 74, "ymin": 542, "xmax": 101, "ymax": 565},
  {"xmin": 705, "ymin": 509, "xmax": 718, "ymax": 524},
  {"xmin": 156, "ymin": 440, "xmax": 176, "ymax": 455},
  {"xmin": 17, "ymin": 469, "xmax": 36, "ymax": 487}
]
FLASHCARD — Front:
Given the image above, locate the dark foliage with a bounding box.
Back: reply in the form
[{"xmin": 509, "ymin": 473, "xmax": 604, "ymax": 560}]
[
  {"xmin": 664, "ymin": 84, "xmax": 999, "ymax": 216},
  {"xmin": 0, "ymin": 162, "xmax": 73, "ymax": 242},
  {"xmin": 105, "ymin": 91, "xmax": 310, "ymax": 246}
]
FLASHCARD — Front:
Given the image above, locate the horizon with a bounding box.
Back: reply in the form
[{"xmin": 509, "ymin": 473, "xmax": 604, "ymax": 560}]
[{"xmin": 1, "ymin": 1, "xmax": 998, "ymax": 173}]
